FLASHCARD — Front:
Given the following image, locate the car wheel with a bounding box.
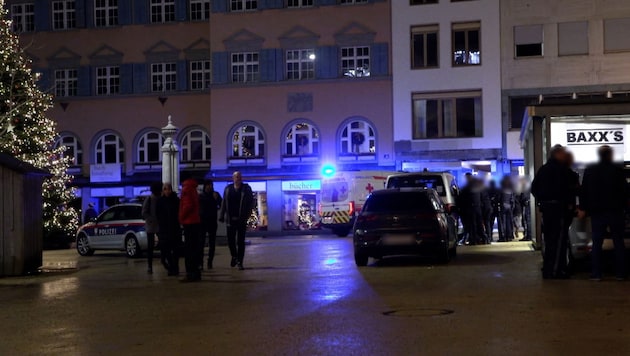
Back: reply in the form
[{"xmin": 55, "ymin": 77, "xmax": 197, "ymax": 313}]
[
  {"xmin": 354, "ymin": 249, "xmax": 369, "ymax": 267},
  {"xmin": 125, "ymin": 235, "xmax": 141, "ymax": 258},
  {"xmin": 334, "ymin": 228, "xmax": 350, "ymax": 237},
  {"xmin": 76, "ymin": 234, "xmax": 94, "ymax": 256}
]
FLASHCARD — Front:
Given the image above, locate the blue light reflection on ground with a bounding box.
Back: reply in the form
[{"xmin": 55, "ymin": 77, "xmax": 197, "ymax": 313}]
[{"xmin": 308, "ymin": 244, "xmax": 357, "ymax": 303}]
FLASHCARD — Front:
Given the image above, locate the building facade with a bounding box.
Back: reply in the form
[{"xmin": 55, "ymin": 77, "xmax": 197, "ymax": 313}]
[{"xmin": 391, "ymin": 0, "xmax": 503, "ymax": 180}]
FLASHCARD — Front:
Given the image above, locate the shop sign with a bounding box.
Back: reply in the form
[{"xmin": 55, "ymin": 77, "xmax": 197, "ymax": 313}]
[
  {"xmin": 91, "ymin": 187, "xmax": 125, "ymax": 197},
  {"xmin": 90, "ymin": 164, "xmax": 121, "ymax": 183},
  {"xmin": 282, "ymin": 180, "xmax": 321, "ymax": 191},
  {"xmin": 550, "ymin": 122, "xmax": 628, "ymax": 164}
]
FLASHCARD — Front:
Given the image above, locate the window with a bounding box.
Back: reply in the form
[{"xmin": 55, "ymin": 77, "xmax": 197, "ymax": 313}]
[
  {"xmin": 287, "ymin": 0, "xmax": 313, "ymax": 7},
  {"xmin": 286, "ymin": 49, "xmax": 315, "ymax": 80},
  {"xmin": 514, "ymin": 25, "xmax": 543, "ymax": 58},
  {"xmin": 230, "ymin": 0, "xmax": 257, "ymax": 12},
  {"xmin": 285, "ymin": 122, "xmax": 319, "ymax": 156},
  {"xmin": 452, "ymin": 22, "xmax": 480, "ymax": 66},
  {"xmin": 55, "ymin": 133, "xmax": 83, "ymax": 166},
  {"xmin": 604, "ymin": 18, "xmax": 630, "ymax": 53},
  {"xmin": 181, "ymin": 129, "xmax": 211, "ymax": 162},
  {"xmin": 94, "ymin": 133, "xmax": 124, "ymax": 164},
  {"xmin": 410, "ymin": 0, "xmax": 438, "ymax": 4},
  {"xmin": 231, "ymin": 52, "xmax": 259, "ymax": 83},
  {"xmin": 190, "ymin": 60, "xmax": 211, "ymax": 90},
  {"xmin": 231, "ymin": 124, "xmax": 265, "ymax": 158},
  {"xmin": 190, "ymin": 0, "xmax": 210, "ymax": 21},
  {"xmin": 151, "ymin": 63, "xmax": 177, "ymax": 92},
  {"xmin": 54, "ymin": 69, "xmax": 78, "ymax": 97},
  {"xmin": 96, "ymin": 66, "xmax": 120, "ymax": 95},
  {"xmin": 509, "ymin": 96, "xmax": 537, "ymax": 130},
  {"xmin": 137, "ymin": 131, "xmax": 164, "ymax": 164},
  {"xmin": 150, "ymin": 0, "xmax": 175, "ymax": 23},
  {"xmin": 412, "ymin": 91, "xmax": 483, "ymax": 139},
  {"xmin": 10, "ymin": 3, "xmax": 34, "ymax": 32},
  {"xmin": 94, "ymin": 0, "xmax": 118, "ymax": 27},
  {"xmin": 341, "ymin": 46, "xmax": 370, "ymax": 78},
  {"xmin": 52, "ymin": 0, "xmax": 76, "ymax": 30},
  {"xmin": 340, "ymin": 120, "xmax": 376, "ymax": 155},
  {"xmin": 558, "ymin": 22, "xmax": 588, "ymax": 56},
  {"xmin": 340, "ymin": 0, "xmax": 368, "ymax": 4},
  {"xmin": 411, "ymin": 25, "xmax": 439, "ymax": 69}
]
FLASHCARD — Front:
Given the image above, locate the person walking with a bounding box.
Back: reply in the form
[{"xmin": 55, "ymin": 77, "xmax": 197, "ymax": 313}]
[
  {"xmin": 531, "ymin": 145, "xmax": 574, "ymax": 279},
  {"xmin": 83, "ymin": 203, "xmax": 98, "ymax": 224},
  {"xmin": 219, "ymin": 171, "xmax": 253, "ymax": 270},
  {"xmin": 199, "ymin": 180, "xmax": 222, "ymax": 269},
  {"xmin": 142, "ymin": 182, "xmax": 162, "ymax": 274},
  {"xmin": 580, "ymin": 145, "xmax": 628, "ymax": 281},
  {"xmin": 157, "ymin": 183, "xmax": 181, "ymax": 276},
  {"xmin": 179, "ymin": 176, "xmax": 202, "ymax": 282}
]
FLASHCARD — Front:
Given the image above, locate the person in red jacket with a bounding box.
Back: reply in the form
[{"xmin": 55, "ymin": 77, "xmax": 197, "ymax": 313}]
[{"xmin": 179, "ymin": 176, "xmax": 202, "ymax": 282}]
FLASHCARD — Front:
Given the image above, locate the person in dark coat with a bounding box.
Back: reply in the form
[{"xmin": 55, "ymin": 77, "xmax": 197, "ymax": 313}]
[
  {"xmin": 485, "ymin": 180, "xmax": 500, "ymax": 243},
  {"xmin": 83, "ymin": 203, "xmax": 98, "ymax": 224},
  {"xmin": 179, "ymin": 176, "xmax": 202, "ymax": 282},
  {"xmin": 157, "ymin": 183, "xmax": 180, "ymax": 276},
  {"xmin": 498, "ymin": 176, "xmax": 515, "ymax": 242},
  {"xmin": 457, "ymin": 175, "xmax": 488, "ymax": 245},
  {"xmin": 219, "ymin": 171, "xmax": 254, "ymax": 270},
  {"xmin": 518, "ymin": 179, "xmax": 532, "ymax": 241},
  {"xmin": 142, "ymin": 182, "xmax": 162, "ymax": 274},
  {"xmin": 199, "ymin": 180, "xmax": 222, "ymax": 269},
  {"xmin": 531, "ymin": 145, "xmax": 574, "ymax": 279},
  {"xmin": 580, "ymin": 145, "xmax": 628, "ymax": 281}
]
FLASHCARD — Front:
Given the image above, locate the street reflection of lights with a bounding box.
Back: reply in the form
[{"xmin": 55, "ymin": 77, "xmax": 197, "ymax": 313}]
[{"xmin": 40, "ymin": 277, "xmax": 79, "ymax": 300}]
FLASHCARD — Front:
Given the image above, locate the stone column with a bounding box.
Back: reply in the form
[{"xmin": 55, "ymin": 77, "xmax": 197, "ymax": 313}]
[{"xmin": 161, "ymin": 115, "xmax": 180, "ymax": 192}]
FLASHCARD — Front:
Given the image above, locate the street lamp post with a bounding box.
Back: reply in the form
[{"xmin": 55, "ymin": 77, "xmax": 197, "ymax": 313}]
[{"xmin": 161, "ymin": 115, "xmax": 180, "ymax": 192}]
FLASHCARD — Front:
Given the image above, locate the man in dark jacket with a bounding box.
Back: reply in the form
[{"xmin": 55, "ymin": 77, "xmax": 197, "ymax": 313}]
[
  {"xmin": 485, "ymin": 180, "xmax": 500, "ymax": 243},
  {"xmin": 531, "ymin": 145, "xmax": 574, "ymax": 279},
  {"xmin": 219, "ymin": 171, "xmax": 254, "ymax": 270},
  {"xmin": 199, "ymin": 180, "xmax": 222, "ymax": 269},
  {"xmin": 156, "ymin": 183, "xmax": 180, "ymax": 276},
  {"xmin": 498, "ymin": 176, "xmax": 516, "ymax": 242},
  {"xmin": 580, "ymin": 145, "xmax": 628, "ymax": 281},
  {"xmin": 458, "ymin": 175, "xmax": 488, "ymax": 245}
]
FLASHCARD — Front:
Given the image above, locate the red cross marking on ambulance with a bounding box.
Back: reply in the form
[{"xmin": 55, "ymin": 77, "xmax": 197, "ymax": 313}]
[{"xmin": 366, "ymin": 183, "xmax": 375, "ymax": 193}]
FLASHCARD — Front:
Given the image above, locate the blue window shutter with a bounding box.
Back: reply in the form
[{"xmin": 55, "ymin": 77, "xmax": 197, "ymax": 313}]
[
  {"xmin": 133, "ymin": 63, "xmax": 148, "ymax": 93},
  {"xmin": 120, "ymin": 64, "xmax": 133, "ymax": 94},
  {"xmin": 260, "ymin": 48, "xmax": 279, "ymax": 82},
  {"xmin": 370, "ymin": 43, "xmax": 389, "ymax": 76},
  {"xmin": 275, "ymin": 49, "xmax": 284, "ymax": 81},
  {"xmin": 212, "ymin": 0, "xmax": 228, "ymax": 13},
  {"xmin": 175, "ymin": 0, "xmax": 188, "ymax": 21},
  {"xmin": 177, "ymin": 60, "xmax": 188, "ymax": 91},
  {"xmin": 314, "ymin": 0, "xmax": 337, "ymax": 6},
  {"xmin": 260, "ymin": 0, "xmax": 284, "ymax": 9},
  {"xmin": 134, "ymin": 0, "xmax": 148, "ymax": 24},
  {"xmin": 315, "ymin": 46, "xmax": 339, "ymax": 79},
  {"xmin": 75, "ymin": 0, "xmax": 86, "ymax": 27},
  {"xmin": 77, "ymin": 66, "xmax": 91, "ymax": 96},
  {"xmin": 119, "ymin": 0, "xmax": 132, "ymax": 25},
  {"xmin": 212, "ymin": 52, "xmax": 228, "ymax": 84},
  {"xmin": 35, "ymin": 68, "xmax": 51, "ymax": 93},
  {"xmin": 34, "ymin": 0, "xmax": 50, "ymax": 31},
  {"xmin": 85, "ymin": 0, "xmax": 94, "ymax": 27}
]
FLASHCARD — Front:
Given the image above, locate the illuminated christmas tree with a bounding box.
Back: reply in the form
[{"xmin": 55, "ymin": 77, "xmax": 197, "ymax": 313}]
[{"xmin": 0, "ymin": 1, "xmax": 78, "ymax": 243}]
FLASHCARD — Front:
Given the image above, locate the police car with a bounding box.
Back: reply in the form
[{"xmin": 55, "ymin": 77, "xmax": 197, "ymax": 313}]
[{"xmin": 76, "ymin": 204, "xmax": 149, "ymax": 258}]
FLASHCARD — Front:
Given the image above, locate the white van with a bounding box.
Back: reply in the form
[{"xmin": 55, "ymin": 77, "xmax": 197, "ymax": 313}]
[
  {"xmin": 319, "ymin": 171, "xmax": 390, "ymax": 237},
  {"xmin": 385, "ymin": 172, "xmax": 460, "ymax": 210}
]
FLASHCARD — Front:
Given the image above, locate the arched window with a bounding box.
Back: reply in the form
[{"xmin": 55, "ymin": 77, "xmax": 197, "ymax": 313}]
[
  {"xmin": 181, "ymin": 128, "xmax": 211, "ymax": 162},
  {"xmin": 136, "ymin": 130, "xmax": 164, "ymax": 164},
  {"xmin": 94, "ymin": 132, "xmax": 124, "ymax": 164},
  {"xmin": 339, "ymin": 119, "xmax": 376, "ymax": 158},
  {"xmin": 229, "ymin": 123, "xmax": 265, "ymax": 165},
  {"xmin": 54, "ymin": 132, "xmax": 83, "ymax": 166},
  {"xmin": 284, "ymin": 122, "xmax": 320, "ymax": 157}
]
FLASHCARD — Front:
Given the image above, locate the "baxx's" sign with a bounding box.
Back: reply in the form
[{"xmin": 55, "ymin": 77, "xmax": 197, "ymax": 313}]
[{"xmin": 566, "ymin": 128, "xmax": 624, "ymax": 145}]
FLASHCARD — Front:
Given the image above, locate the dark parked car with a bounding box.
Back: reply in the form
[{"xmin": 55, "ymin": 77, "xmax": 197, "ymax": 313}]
[{"xmin": 353, "ymin": 188, "xmax": 458, "ymax": 266}]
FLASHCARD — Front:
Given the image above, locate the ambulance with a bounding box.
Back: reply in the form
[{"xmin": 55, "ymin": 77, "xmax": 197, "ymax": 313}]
[{"xmin": 319, "ymin": 170, "xmax": 391, "ymax": 237}]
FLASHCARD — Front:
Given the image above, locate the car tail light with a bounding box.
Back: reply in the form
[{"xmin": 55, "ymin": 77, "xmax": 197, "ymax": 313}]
[
  {"xmin": 356, "ymin": 214, "xmax": 378, "ymax": 223},
  {"xmin": 349, "ymin": 201, "xmax": 355, "ymax": 216}
]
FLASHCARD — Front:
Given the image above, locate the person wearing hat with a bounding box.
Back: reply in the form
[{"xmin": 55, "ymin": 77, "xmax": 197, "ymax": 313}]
[{"xmin": 83, "ymin": 202, "xmax": 98, "ymax": 224}]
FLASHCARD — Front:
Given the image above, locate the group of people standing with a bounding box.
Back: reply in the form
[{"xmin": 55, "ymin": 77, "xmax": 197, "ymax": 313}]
[
  {"xmin": 141, "ymin": 171, "xmax": 254, "ymax": 282},
  {"xmin": 532, "ymin": 144, "xmax": 627, "ymax": 280},
  {"xmin": 458, "ymin": 173, "xmax": 531, "ymax": 245}
]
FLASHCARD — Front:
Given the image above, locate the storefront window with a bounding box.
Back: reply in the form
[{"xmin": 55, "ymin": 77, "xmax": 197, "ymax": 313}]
[{"xmin": 282, "ymin": 180, "xmax": 322, "ymax": 231}]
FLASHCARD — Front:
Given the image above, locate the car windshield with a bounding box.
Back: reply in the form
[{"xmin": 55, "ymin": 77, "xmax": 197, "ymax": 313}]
[
  {"xmin": 363, "ymin": 192, "xmax": 436, "ymax": 213},
  {"xmin": 387, "ymin": 175, "xmax": 446, "ymax": 196},
  {"xmin": 321, "ymin": 180, "xmax": 349, "ymax": 202}
]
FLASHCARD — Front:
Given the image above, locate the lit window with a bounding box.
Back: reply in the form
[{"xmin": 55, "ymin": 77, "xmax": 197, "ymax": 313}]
[
  {"xmin": 411, "ymin": 25, "xmax": 439, "ymax": 69},
  {"xmin": 150, "ymin": 0, "xmax": 175, "ymax": 23},
  {"xmin": 190, "ymin": 0, "xmax": 210, "ymax": 21},
  {"xmin": 231, "ymin": 52, "xmax": 259, "ymax": 83},
  {"xmin": 285, "ymin": 122, "xmax": 319, "ymax": 156},
  {"xmin": 95, "ymin": 133, "xmax": 125, "ymax": 164},
  {"xmin": 54, "ymin": 69, "xmax": 78, "ymax": 97},
  {"xmin": 286, "ymin": 49, "xmax": 315, "ymax": 80},
  {"xmin": 137, "ymin": 131, "xmax": 164, "ymax": 164},
  {"xmin": 340, "ymin": 120, "xmax": 376, "ymax": 155},
  {"xmin": 452, "ymin": 22, "xmax": 481, "ymax": 66},
  {"xmin": 151, "ymin": 63, "xmax": 177, "ymax": 92},
  {"xmin": 55, "ymin": 133, "xmax": 83, "ymax": 166},
  {"xmin": 52, "ymin": 0, "xmax": 76, "ymax": 30},
  {"xmin": 230, "ymin": 0, "xmax": 257, "ymax": 12},
  {"xmin": 10, "ymin": 3, "xmax": 35, "ymax": 32},
  {"xmin": 287, "ymin": 0, "xmax": 313, "ymax": 8},
  {"xmin": 190, "ymin": 60, "xmax": 211, "ymax": 90},
  {"xmin": 412, "ymin": 91, "xmax": 483, "ymax": 139},
  {"xmin": 181, "ymin": 129, "xmax": 211, "ymax": 162},
  {"xmin": 341, "ymin": 46, "xmax": 370, "ymax": 78},
  {"xmin": 231, "ymin": 124, "xmax": 265, "ymax": 158},
  {"xmin": 96, "ymin": 66, "xmax": 120, "ymax": 95},
  {"xmin": 94, "ymin": 0, "xmax": 118, "ymax": 27}
]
